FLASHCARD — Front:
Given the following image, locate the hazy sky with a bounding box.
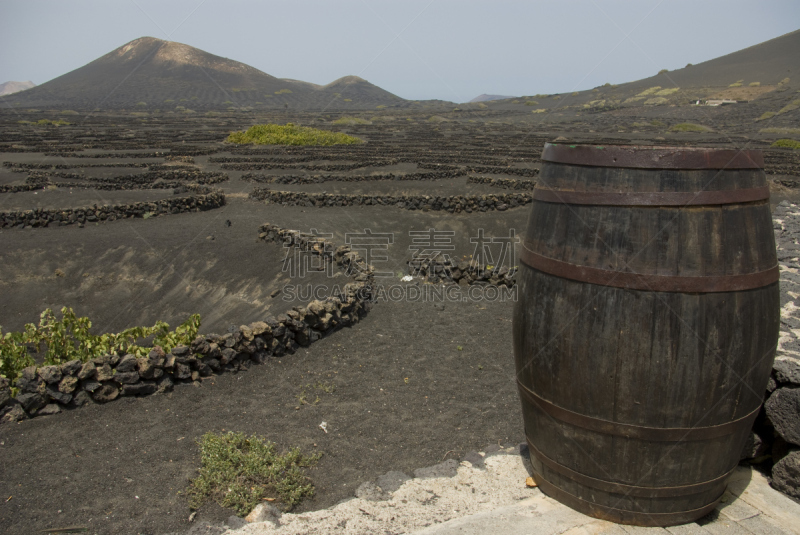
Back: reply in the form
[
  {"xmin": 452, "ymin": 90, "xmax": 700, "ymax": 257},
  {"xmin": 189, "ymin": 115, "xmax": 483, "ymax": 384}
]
[{"xmin": 1, "ymin": 1, "xmax": 798, "ymax": 102}]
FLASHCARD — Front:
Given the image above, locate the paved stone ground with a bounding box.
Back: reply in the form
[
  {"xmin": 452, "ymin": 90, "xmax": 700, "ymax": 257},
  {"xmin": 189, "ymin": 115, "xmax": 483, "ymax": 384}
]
[{"xmin": 209, "ymin": 445, "xmax": 800, "ymax": 535}]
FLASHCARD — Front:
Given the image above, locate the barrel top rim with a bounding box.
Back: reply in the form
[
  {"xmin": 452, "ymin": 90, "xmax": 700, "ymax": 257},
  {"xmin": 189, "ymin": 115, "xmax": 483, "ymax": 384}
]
[{"xmin": 542, "ymin": 143, "xmax": 764, "ymax": 169}]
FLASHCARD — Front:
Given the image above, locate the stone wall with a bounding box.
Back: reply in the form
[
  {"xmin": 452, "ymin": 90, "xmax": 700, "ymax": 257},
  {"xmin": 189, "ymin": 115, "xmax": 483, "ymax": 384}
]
[
  {"xmin": 0, "ymin": 223, "xmax": 377, "ymax": 423},
  {"xmin": 467, "ymin": 176, "xmax": 536, "ymax": 190},
  {"xmin": 742, "ymin": 357, "xmax": 800, "ymax": 499},
  {"xmin": 407, "ymin": 256, "xmax": 517, "ymax": 286},
  {"xmin": 249, "ymin": 187, "xmax": 532, "ymax": 213},
  {"xmin": 0, "ymin": 187, "xmax": 225, "ymax": 229}
]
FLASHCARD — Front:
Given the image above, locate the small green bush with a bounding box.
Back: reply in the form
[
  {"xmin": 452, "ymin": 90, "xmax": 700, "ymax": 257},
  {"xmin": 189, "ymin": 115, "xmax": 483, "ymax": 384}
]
[
  {"xmin": 777, "ymin": 100, "xmax": 800, "ymax": 114},
  {"xmin": 0, "ymin": 308, "xmax": 200, "ymax": 388},
  {"xmin": 669, "ymin": 123, "xmax": 712, "ymax": 133},
  {"xmin": 658, "ymin": 69, "xmax": 669, "ymax": 74},
  {"xmin": 637, "ymin": 86, "xmax": 661, "ymax": 97},
  {"xmin": 772, "ymin": 139, "xmax": 800, "ymax": 150},
  {"xmin": 227, "ymin": 123, "xmax": 362, "ymax": 146},
  {"xmin": 757, "ymin": 111, "xmax": 777, "ymax": 121},
  {"xmin": 19, "ymin": 119, "xmax": 71, "ymax": 126},
  {"xmin": 523, "ymin": 100, "xmax": 539, "ymax": 106},
  {"xmin": 332, "ymin": 116, "xmax": 370, "ymax": 125},
  {"xmin": 655, "ymin": 87, "xmax": 679, "ymax": 96},
  {"xmin": 274, "ymin": 89, "xmax": 292, "ymax": 95},
  {"xmin": 186, "ymin": 431, "xmax": 320, "ymax": 515},
  {"xmin": 760, "ymin": 127, "xmax": 800, "ymax": 135},
  {"xmin": 749, "ymin": 82, "xmax": 761, "ymax": 87}
]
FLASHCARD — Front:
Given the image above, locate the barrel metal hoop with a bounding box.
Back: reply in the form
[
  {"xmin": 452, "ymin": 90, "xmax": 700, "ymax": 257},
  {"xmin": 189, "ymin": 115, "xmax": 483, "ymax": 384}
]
[
  {"xmin": 526, "ymin": 438, "xmax": 735, "ymax": 498},
  {"xmin": 541, "ymin": 143, "xmax": 764, "ymax": 169},
  {"xmin": 517, "ymin": 379, "xmax": 761, "ymax": 441},
  {"xmin": 520, "ymin": 243, "xmax": 780, "ymax": 293},
  {"xmin": 532, "ymin": 469, "xmax": 723, "ymax": 527},
  {"xmin": 532, "ymin": 185, "xmax": 770, "ymax": 206}
]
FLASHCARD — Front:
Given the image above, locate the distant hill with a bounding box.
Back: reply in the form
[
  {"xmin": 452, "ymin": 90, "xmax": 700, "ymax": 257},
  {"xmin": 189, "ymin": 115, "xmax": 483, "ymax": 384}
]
[
  {"xmin": 0, "ymin": 37, "xmax": 405, "ymax": 110},
  {"xmin": 487, "ymin": 29, "xmax": 800, "ymax": 120},
  {"xmin": 0, "ymin": 81, "xmax": 35, "ymax": 96},
  {"xmin": 468, "ymin": 94, "xmax": 516, "ymax": 103}
]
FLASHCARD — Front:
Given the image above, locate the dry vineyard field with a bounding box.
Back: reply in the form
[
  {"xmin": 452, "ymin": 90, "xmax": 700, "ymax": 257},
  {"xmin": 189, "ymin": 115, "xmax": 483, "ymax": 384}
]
[{"xmin": 1, "ymin": 110, "xmax": 800, "ymax": 535}]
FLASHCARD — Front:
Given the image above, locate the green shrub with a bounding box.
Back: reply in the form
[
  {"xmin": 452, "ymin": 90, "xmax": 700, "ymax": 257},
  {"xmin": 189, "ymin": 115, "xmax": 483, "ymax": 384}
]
[
  {"xmin": 669, "ymin": 123, "xmax": 712, "ymax": 133},
  {"xmin": 227, "ymin": 123, "xmax": 362, "ymax": 145},
  {"xmin": 186, "ymin": 431, "xmax": 320, "ymax": 515},
  {"xmin": 757, "ymin": 111, "xmax": 777, "ymax": 121},
  {"xmin": 772, "ymin": 139, "xmax": 800, "ymax": 150},
  {"xmin": 19, "ymin": 119, "xmax": 71, "ymax": 126},
  {"xmin": 749, "ymin": 82, "xmax": 761, "ymax": 87},
  {"xmin": 658, "ymin": 69, "xmax": 668, "ymax": 74},
  {"xmin": 0, "ymin": 308, "xmax": 200, "ymax": 388},
  {"xmin": 655, "ymin": 87, "xmax": 679, "ymax": 96},
  {"xmin": 274, "ymin": 89, "xmax": 292, "ymax": 95},
  {"xmin": 637, "ymin": 86, "xmax": 661, "ymax": 97},
  {"xmin": 729, "ymin": 81, "xmax": 743, "ymax": 87},
  {"xmin": 777, "ymin": 100, "xmax": 800, "ymax": 114},
  {"xmin": 332, "ymin": 116, "xmax": 370, "ymax": 125},
  {"xmin": 60, "ymin": 110, "xmax": 79, "ymax": 115},
  {"xmin": 760, "ymin": 127, "xmax": 800, "ymax": 135}
]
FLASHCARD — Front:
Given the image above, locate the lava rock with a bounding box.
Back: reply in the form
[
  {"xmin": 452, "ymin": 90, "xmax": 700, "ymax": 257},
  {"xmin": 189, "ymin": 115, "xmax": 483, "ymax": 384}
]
[
  {"xmin": 0, "ymin": 377, "xmax": 10, "ymax": 409},
  {"xmin": 60, "ymin": 359, "xmax": 82, "ymax": 376},
  {"xmin": 92, "ymin": 384, "xmax": 120, "ymax": 403},
  {"xmin": 765, "ymin": 387, "xmax": 800, "ymax": 445},
  {"xmin": 96, "ymin": 363, "xmax": 114, "ymax": 381},
  {"xmin": 171, "ymin": 345, "xmax": 190, "ymax": 357},
  {"xmin": 1, "ymin": 404, "xmax": 28, "ymax": 423},
  {"xmin": 77, "ymin": 361, "xmax": 97, "ymax": 380},
  {"xmin": 174, "ymin": 363, "xmax": 192, "ymax": 380},
  {"xmin": 115, "ymin": 354, "xmax": 138, "ymax": 373},
  {"xmin": 71, "ymin": 390, "xmax": 92, "ymax": 407},
  {"xmin": 37, "ymin": 365, "xmax": 62, "ymax": 384},
  {"xmin": 112, "ymin": 371, "xmax": 141, "ymax": 385},
  {"xmin": 80, "ymin": 380, "xmax": 102, "ymax": 393},
  {"xmin": 59, "ymin": 376, "xmax": 79, "ymax": 394},
  {"xmin": 771, "ymin": 450, "xmax": 800, "ymax": 499},
  {"xmin": 137, "ymin": 357, "xmax": 163, "ymax": 380},
  {"xmin": 46, "ymin": 385, "xmax": 72, "ymax": 405},
  {"xmin": 17, "ymin": 392, "xmax": 46, "ymax": 413},
  {"xmin": 37, "ymin": 404, "xmax": 61, "ymax": 416},
  {"xmin": 121, "ymin": 382, "xmax": 157, "ymax": 396},
  {"xmin": 156, "ymin": 375, "xmax": 174, "ymax": 393},
  {"xmin": 774, "ymin": 358, "xmax": 800, "ymax": 386}
]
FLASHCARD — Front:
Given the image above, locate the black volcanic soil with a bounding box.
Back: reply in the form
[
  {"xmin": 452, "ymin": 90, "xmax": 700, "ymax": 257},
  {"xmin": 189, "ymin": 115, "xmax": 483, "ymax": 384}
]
[{"xmin": 1, "ymin": 110, "xmax": 799, "ymax": 535}]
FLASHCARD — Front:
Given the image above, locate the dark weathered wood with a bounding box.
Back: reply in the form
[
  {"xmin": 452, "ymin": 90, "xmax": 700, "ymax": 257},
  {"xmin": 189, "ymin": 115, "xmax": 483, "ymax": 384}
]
[{"xmin": 512, "ymin": 144, "xmax": 780, "ymax": 526}]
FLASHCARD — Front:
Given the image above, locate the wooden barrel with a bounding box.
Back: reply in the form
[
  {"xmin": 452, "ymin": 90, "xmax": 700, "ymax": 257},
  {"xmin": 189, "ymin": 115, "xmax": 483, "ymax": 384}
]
[{"xmin": 512, "ymin": 143, "xmax": 779, "ymax": 526}]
